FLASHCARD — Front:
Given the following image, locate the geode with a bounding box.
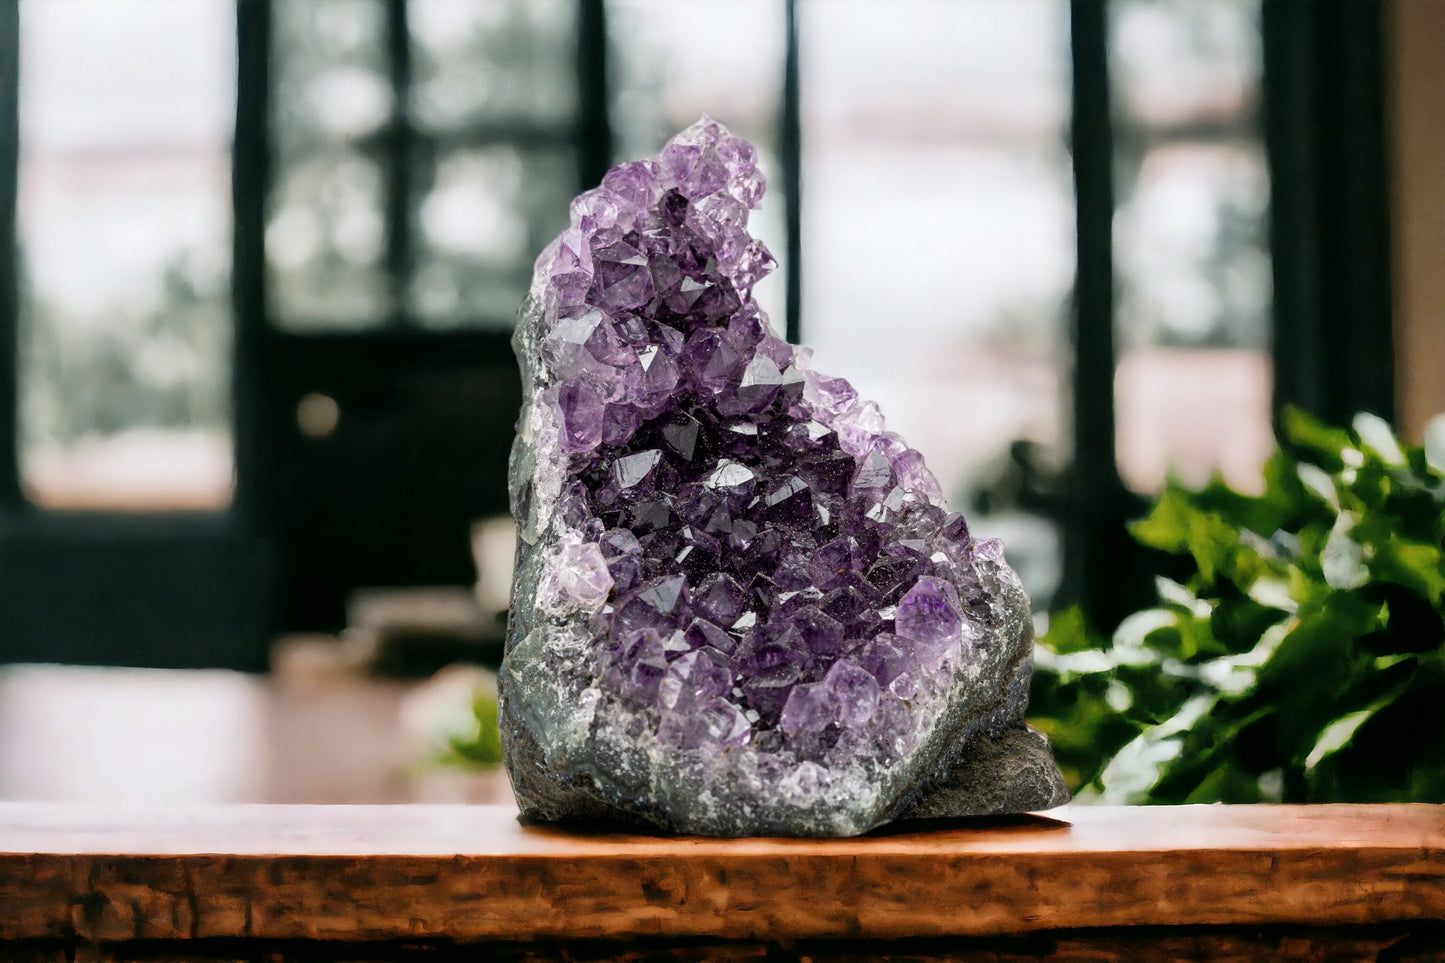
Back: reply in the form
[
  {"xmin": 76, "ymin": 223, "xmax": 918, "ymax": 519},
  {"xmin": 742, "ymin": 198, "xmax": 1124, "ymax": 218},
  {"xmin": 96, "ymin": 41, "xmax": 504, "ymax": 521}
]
[{"xmin": 501, "ymin": 117, "xmax": 1068, "ymax": 837}]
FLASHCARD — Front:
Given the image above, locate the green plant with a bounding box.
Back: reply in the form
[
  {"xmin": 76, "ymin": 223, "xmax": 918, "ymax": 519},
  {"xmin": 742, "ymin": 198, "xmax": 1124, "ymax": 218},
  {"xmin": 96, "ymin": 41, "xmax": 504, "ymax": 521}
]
[
  {"xmin": 405, "ymin": 667, "xmax": 505, "ymax": 771},
  {"xmin": 1030, "ymin": 409, "xmax": 1445, "ymax": 804},
  {"xmin": 444, "ymin": 692, "xmax": 505, "ymax": 768}
]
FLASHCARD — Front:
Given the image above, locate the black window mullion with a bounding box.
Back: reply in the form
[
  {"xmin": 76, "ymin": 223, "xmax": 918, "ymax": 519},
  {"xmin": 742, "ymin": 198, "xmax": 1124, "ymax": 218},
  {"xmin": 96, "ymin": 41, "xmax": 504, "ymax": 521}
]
[
  {"xmin": 0, "ymin": 0, "xmax": 21, "ymax": 507},
  {"xmin": 576, "ymin": 0, "xmax": 610, "ymax": 190},
  {"xmin": 384, "ymin": 0, "xmax": 415, "ymax": 329},
  {"xmin": 232, "ymin": 0, "xmax": 272, "ymax": 523},
  {"xmin": 1068, "ymin": 0, "xmax": 1118, "ymax": 495},
  {"xmin": 781, "ymin": 0, "xmax": 801, "ymax": 345},
  {"xmin": 1063, "ymin": 0, "xmax": 1149, "ymax": 626},
  {"xmin": 1263, "ymin": 0, "xmax": 1394, "ymax": 427}
]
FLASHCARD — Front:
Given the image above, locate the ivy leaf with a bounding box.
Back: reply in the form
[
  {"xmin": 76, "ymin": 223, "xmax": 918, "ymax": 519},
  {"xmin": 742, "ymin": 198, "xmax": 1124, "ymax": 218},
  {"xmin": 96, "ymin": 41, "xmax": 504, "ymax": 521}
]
[
  {"xmin": 1131, "ymin": 489, "xmax": 1236, "ymax": 584},
  {"xmin": 1181, "ymin": 472, "xmax": 1283, "ymax": 534},
  {"xmin": 1424, "ymin": 414, "xmax": 1445, "ymax": 477},
  {"xmin": 1321, "ymin": 511, "xmax": 1368, "ymax": 590},
  {"xmin": 1296, "ymin": 462, "xmax": 1340, "ymax": 510},
  {"xmin": 1369, "ymin": 540, "xmax": 1445, "ymax": 609},
  {"xmin": 1242, "ymin": 592, "xmax": 1381, "ymax": 759},
  {"xmin": 1209, "ymin": 578, "xmax": 1290, "ymax": 654},
  {"xmin": 1304, "ymin": 702, "xmax": 1387, "ymax": 774},
  {"xmin": 1038, "ymin": 606, "xmax": 1104, "ymax": 655},
  {"xmin": 1283, "ymin": 406, "xmax": 1350, "ymax": 471},
  {"xmin": 1307, "ymin": 660, "xmax": 1445, "ymax": 802},
  {"xmin": 1352, "ymin": 412, "xmax": 1406, "ymax": 467}
]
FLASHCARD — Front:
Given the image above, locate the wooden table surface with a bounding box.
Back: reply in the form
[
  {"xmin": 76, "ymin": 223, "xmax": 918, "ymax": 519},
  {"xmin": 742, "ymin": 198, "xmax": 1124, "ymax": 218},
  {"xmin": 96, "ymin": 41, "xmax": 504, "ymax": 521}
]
[{"xmin": 1, "ymin": 802, "xmax": 1441, "ymax": 947}]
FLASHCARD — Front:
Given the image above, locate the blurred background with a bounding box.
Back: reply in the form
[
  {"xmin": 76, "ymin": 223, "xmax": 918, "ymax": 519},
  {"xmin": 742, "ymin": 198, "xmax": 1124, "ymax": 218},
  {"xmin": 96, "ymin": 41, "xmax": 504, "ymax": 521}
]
[{"xmin": 0, "ymin": 0, "xmax": 1439, "ymax": 805}]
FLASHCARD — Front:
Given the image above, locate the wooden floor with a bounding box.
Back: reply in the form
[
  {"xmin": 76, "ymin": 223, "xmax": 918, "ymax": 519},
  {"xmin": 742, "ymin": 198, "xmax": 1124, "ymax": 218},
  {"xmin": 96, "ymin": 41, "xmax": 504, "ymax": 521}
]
[{"xmin": 0, "ymin": 802, "xmax": 1441, "ymax": 960}]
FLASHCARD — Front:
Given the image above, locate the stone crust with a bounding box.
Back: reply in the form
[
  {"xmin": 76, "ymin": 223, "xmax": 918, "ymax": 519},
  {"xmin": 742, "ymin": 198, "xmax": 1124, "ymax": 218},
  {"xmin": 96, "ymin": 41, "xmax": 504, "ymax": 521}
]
[
  {"xmin": 503, "ymin": 543, "xmax": 1067, "ymax": 835},
  {"xmin": 499, "ymin": 120, "xmax": 1068, "ymax": 837}
]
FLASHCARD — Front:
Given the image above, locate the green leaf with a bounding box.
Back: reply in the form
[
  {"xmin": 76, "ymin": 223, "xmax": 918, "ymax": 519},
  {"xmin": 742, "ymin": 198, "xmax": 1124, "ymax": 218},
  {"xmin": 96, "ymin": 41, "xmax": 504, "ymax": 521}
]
[
  {"xmin": 1113, "ymin": 662, "xmax": 1193, "ymax": 723},
  {"xmin": 1129, "ymin": 488, "xmax": 1196, "ymax": 555},
  {"xmin": 1306, "ymin": 663, "xmax": 1445, "ymax": 802},
  {"xmin": 1037, "ymin": 606, "xmax": 1104, "ymax": 655},
  {"xmin": 1096, "ymin": 695, "xmax": 1216, "ymax": 803},
  {"xmin": 1282, "ymin": 406, "xmax": 1350, "ymax": 471},
  {"xmin": 1424, "ymin": 414, "xmax": 1445, "ymax": 477},
  {"xmin": 1209, "ymin": 578, "xmax": 1291, "ymax": 654},
  {"xmin": 447, "ymin": 694, "xmax": 504, "ymax": 767},
  {"xmin": 1179, "ymin": 472, "xmax": 1283, "ymax": 535},
  {"xmin": 1250, "ymin": 593, "xmax": 1381, "ymax": 756},
  {"xmin": 1304, "ymin": 704, "xmax": 1381, "ymax": 773},
  {"xmin": 1029, "ymin": 670, "xmax": 1142, "ymax": 792},
  {"xmin": 1321, "ymin": 511, "xmax": 1368, "ymax": 590},
  {"xmin": 1296, "ymin": 462, "xmax": 1340, "ymax": 510},
  {"xmin": 1131, "ymin": 489, "xmax": 1237, "ymax": 584},
  {"xmin": 1369, "ymin": 540, "xmax": 1445, "ymax": 608},
  {"xmin": 1352, "ymin": 412, "xmax": 1406, "ymax": 467}
]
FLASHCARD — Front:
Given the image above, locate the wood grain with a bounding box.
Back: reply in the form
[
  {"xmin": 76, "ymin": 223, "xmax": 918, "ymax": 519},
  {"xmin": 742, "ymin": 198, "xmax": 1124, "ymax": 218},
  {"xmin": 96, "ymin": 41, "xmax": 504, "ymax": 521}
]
[
  {"xmin": 6, "ymin": 929, "xmax": 1445, "ymax": 963},
  {"xmin": 0, "ymin": 803, "xmax": 1440, "ymax": 945}
]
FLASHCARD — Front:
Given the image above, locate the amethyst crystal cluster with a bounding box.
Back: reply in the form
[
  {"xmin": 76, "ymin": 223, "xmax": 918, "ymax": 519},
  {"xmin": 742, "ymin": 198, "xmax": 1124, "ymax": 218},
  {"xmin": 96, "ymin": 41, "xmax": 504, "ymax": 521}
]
[{"xmin": 502, "ymin": 118, "xmax": 1067, "ymax": 836}]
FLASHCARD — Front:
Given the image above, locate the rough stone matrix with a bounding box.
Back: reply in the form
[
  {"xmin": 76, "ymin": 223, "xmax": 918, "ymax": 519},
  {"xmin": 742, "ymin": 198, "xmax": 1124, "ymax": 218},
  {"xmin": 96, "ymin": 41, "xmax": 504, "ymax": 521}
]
[{"xmin": 501, "ymin": 117, "xmax": 1068, "ymax": 837}]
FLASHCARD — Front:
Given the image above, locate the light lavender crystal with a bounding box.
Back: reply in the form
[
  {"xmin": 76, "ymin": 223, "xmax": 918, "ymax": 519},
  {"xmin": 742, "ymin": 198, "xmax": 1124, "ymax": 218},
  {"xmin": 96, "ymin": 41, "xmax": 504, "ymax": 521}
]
[{"xmin": 501, "ymin": 117, "xmax": 1067, "ymax": 836}]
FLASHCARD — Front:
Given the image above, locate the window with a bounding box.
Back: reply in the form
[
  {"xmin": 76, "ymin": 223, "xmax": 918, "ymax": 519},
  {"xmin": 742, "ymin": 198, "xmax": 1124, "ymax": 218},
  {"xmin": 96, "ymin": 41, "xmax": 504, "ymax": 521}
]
[
  {"xmin": 798, "ymin": 0, "xmax": 1075, "ymax": 602},
  {"xmin": 0, "ymin": 0, "xmax": 1395, "ymax": 667},
  {"xmin": 0, "ymin": 1, "xmax": 268, "ymax": 669},
  {"xmin": 267, "ymin": 0, "xmax": 583, "ymax": 330},
  {"xmin": 16, "ymin": 0, "xmax": 235, "ymax": 510},
  {"xmin": 1110, "ymin": 0, "xmax": 1273, "ymax": 495}
]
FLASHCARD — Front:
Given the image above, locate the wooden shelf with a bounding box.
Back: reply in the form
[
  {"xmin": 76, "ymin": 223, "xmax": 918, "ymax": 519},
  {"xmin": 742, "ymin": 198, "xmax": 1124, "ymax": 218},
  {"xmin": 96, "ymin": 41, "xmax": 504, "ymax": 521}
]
[{"xmin": 1, "ymin": 802, "xmax": 1441, "ymax": 954}]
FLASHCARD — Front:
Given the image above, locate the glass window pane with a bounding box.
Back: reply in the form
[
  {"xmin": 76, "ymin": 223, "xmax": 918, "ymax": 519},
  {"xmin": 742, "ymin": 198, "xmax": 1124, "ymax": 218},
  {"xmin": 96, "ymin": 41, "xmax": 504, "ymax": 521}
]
[
  {"xmin": 410, "ymin": 0, "xmax": 577, "ymax": 132},
  {"xmin": 1111, "ymin": 0, "xmax": 1262, "ymax": 128},
  {"xmin": 269, "ymin": 1, "xmax": 580, "ymax": 332},
  {"xmin": 16, "ymin": 0, "xmax": 235, "ymax": 510},
  {"xmin": 267, "ymin": 150, "xmax": 389, "ymax": 329},
  {"xmin": 1115, "ymin": 348, "xmax": 1274, "ymax": 494},
  {"xmin": 272, "ymin": 0, "xmax": 391, "ymax": 159},
  {"xmin": 799, "ymin": 0, "xmax": 1074, "ymax": 604},
  {"xmin": 1115, "ymin": 144, "xmax": 1271, "ymax": 350},
  {"xmin": 608, "ymin": 0, "xmax": 788, "ymax": 323},
  {"xmin": 1112, "ymin": 147, "xmax": 1272, "ymax": 492},
  {"xmin": 408, "ymin": 146, "xmax": 574, "ymax": 327},
  {"xmin": 268, "ymin": 0, "xmax": 391, "ymax": 331},
  {"xmin": 1111, "ymin": 0, "xmax": 1272, "ymax": 493}
]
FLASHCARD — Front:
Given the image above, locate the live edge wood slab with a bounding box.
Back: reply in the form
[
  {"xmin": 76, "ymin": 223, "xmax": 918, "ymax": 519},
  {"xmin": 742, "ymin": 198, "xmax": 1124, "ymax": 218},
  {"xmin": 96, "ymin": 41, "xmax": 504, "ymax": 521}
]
[{"xmin": 0, "ymin": 802, "xmax": 1441, "ymax": 961}]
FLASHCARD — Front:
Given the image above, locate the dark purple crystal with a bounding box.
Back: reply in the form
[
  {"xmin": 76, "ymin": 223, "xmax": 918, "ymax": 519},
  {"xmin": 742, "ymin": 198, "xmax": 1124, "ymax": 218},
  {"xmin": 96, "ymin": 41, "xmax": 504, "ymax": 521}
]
[{"xmin": 528, "ymin": 117, "xmax": 986, "ymax": 767}]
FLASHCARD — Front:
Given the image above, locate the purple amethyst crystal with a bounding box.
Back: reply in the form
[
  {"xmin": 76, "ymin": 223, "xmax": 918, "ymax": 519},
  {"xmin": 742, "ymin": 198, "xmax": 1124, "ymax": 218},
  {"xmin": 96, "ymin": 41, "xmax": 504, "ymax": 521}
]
[{"xmin": 501, "ymin": 117, "xmax": 1067, "ymax": 836}]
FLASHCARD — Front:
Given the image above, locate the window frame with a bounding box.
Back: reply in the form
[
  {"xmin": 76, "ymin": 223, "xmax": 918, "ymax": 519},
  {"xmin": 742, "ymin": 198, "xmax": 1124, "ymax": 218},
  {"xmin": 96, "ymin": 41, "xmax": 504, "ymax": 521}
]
[{"xmin": 0, "ymin": 0, "xmax": 19, "ymax": 508}]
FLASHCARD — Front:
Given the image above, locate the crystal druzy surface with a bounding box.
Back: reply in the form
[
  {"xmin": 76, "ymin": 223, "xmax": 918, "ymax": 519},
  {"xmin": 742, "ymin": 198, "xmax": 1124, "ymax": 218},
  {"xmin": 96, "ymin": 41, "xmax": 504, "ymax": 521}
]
[{"xmin": 502, "ymin": 118, "xmax": 1068, "ymax": 836}]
